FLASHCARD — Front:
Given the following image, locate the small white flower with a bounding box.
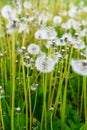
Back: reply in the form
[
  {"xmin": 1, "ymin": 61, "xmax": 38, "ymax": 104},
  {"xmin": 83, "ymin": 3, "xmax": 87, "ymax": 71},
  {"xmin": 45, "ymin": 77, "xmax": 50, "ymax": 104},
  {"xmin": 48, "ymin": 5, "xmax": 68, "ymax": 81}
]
[
  {"xmin": 53, "ymin": 16, "xmax": 62, "ymax": 25},
  {"xmin": 71, "ymin": 59, "xmax": 87, "ymax": 76},
  {"xmin": 28, "ymin": 43, "xmax": 40, "ymax": 55},
  {"xmin": 35, "ymin": 56, "xmax": 55, "ymax": 73}
]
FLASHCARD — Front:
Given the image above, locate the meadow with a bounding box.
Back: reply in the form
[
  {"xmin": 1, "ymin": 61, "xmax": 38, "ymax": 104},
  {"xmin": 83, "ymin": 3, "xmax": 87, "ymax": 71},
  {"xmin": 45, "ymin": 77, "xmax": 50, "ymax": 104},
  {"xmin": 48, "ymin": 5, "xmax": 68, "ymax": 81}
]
[{"xmin": 0, "ymin": 0, "xmax": 87, "ymax": 130}]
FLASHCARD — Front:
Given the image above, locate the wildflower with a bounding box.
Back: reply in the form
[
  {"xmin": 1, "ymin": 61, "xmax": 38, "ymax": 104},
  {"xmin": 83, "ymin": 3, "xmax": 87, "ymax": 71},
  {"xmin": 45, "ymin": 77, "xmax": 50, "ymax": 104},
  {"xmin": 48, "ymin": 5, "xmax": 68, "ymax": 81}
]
[
  {"xmin": 53, "ymin": 16, "xmax": 62, "ymax": 25},
  {"xmin": 71, "ymin": 59, "xmax": 87, "ymax": 76},
  {"xmin": 35, "ymin": 27, "xmax": 57, "ymax": 40},
  {"xmin": 27, "ymin": 44, "xmax": 40, "ymax": 55},
  {"xmin": 1, "ymin": 5, "xmax": 16, "ymax": 20},
  {"xmin": 35, "ymin": 56, "xmax": 55, "ymax": 73}
]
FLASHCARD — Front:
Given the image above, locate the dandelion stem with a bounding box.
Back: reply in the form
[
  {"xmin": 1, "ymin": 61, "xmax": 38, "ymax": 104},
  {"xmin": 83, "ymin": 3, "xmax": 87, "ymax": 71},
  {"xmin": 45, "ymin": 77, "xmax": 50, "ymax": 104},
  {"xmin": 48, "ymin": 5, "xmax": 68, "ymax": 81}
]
[
  {"xmin": 11, "ymin": 33, "xmax": 16, "ymax": 130},
  {"xmin": 83, "ymin": 76, "xmax": 87, "ymax": 130},
  {"xmin": 0, "ymin": 99, "xmax": 5, "ymax": 130},
  {"xmin": 22, "ymin": 57, "xmax": 28, "ymax": 130},
  {"xmin": 27, "ymin": 69, "xmax": 32, "ymax": 130}
]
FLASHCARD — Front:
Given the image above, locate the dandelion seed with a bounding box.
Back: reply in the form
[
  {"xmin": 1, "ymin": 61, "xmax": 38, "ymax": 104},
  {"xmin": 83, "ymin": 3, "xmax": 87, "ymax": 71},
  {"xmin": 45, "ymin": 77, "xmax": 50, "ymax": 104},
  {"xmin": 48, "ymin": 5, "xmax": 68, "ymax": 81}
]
[
  {"xmin": 71, "ymin": 59, "xmax": 87, "ymax": 76},
  {"xmin": 27, "ymin": 44, "xmax": 40, "ymax": 55}
]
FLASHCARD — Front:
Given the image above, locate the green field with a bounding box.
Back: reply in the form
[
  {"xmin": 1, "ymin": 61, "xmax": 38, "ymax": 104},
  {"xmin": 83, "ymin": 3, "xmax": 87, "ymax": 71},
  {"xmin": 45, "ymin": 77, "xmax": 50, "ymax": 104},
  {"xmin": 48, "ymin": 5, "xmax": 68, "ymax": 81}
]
[{"xmin": 0, "ymin": 0, "xmax": 87, "ymax": 130}]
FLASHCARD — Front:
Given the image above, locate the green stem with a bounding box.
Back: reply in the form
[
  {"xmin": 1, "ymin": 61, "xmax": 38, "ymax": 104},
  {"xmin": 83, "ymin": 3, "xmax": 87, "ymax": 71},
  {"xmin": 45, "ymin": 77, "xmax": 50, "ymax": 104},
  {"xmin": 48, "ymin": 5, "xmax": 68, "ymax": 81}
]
[
  {"xmin": 40, "ymin": 73, "xmax": 47, "ymax": 130},
  {"xmin": 83, "ymin": 76, "xmax": 87, "ymax": 130},
  {"xmin": 0, "ymin": 99, "xmax": 5, "ymax": 130},
  {"xmin": 22, "ymin": 57, "xmax": 28, "ymax": 130},
  {"xmin": 28, "ymin": 73, "xmax": 32, "ymax": 130},
  {"xmin": 11, "ymin": 33, "xmax": 16, "ymax": 130}
]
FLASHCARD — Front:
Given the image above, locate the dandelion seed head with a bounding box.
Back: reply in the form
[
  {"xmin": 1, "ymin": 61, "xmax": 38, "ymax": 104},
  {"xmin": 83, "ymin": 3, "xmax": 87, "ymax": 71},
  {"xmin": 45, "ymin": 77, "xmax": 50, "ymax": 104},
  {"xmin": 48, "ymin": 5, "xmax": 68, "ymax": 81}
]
[
  {"xmin": 35, "ymin": 27, "xmax": 57, "ymax": 40},
  {"xmin": 31, "ymin": 84, "xmax": 38, "ymax": 92},
  {"xmin": 0, "ymin": 53, "xmax": 3, "ymax": 58},
  {"xmin": 72, "ymin": 38, "xmax": 85, "ymax": 50},
  {"xmin": 35, "ymin": 56, "xmax": 55, "ymax": 73},
  {"xmin": 15, "ymin": 107, "xmax": 21, "ymax": 113},
  {"xmin": 80, "ymin": 28, "xmax": 87, "ymax": 37},
  {"xmin": 23, "ymin": 1, "xmax": 32, "ymax": 9},
  {"xmin": 51, "ymin": 52, "xmax": 62, "ymax": 64},
  {"xmin": 1, "ymin": 5, "xmax": 16, "ymax": 20},
  {"xmin": 27, "ymin": 43, "xmax": 40, "ymax": 55},
  {"xmin": 18, "ymin": 22, "xmax": 29, "ymax": 33},
  {"xmin": 18, "ymin": 46, "xmax": 26, "ymax": 55},
  {"xmin": 71, "ymin": 59, "xmax": 87, "ymax": 76},
  {"xmin": 53, "ymin": 16, "xmax": 62, "ymax": 25},
  {"xmin": 49, "ymin": 106, "xmax": 54, "ymax": 112}
]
